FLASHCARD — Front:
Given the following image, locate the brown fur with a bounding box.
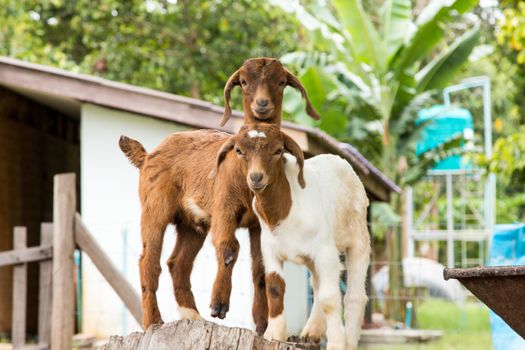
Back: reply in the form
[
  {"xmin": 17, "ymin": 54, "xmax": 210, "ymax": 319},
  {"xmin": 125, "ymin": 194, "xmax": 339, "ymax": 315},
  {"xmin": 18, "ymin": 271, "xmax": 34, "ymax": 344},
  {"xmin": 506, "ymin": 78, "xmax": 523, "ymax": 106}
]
[
  {"xmin": 265, "ymin": 272, "xmax": 285, "ymax": 318},
  {"xmin": 120, "ymin": 58, "xmax": 315, "ymax": 333},
  {"xmin": 121, "ymin": 128, "xmax": 271, "ymax": 329},
  {"xmin": 217, "ymin": 124, "xmax": 306, "ymax": 230},
  {"xmin": 119, "ymin": 136, "xmax": 146, "ymax": 168},
  {"xmin": 221, "ymin": 58, "xmax": 320, "ymax": 126}
]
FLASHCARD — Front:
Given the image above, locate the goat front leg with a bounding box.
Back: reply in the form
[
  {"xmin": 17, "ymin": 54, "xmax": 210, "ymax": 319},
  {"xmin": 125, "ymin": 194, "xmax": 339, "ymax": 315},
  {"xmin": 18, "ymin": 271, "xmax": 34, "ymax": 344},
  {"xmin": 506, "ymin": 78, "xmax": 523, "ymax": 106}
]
[
  {"xmin": 315, "ymin": 249, "xmax": 346, "ymax": 350},
  {"xmin": 261, "ymin": 239, "xmax": 286, "ymax": 342},
  {"xmin": 249, "ymin": 224, "xmax": 268, "ymax": 335},
  {"xmin": 210, "ymin": 213, "xmax": 239, "ymax": 319},
  {"xmin": 140, "ymin": 212, "xmax": 168, "ymax": 328},
  {"xmin": 167, "ymin": 224, "xmax": 206, "ymax": 320}
]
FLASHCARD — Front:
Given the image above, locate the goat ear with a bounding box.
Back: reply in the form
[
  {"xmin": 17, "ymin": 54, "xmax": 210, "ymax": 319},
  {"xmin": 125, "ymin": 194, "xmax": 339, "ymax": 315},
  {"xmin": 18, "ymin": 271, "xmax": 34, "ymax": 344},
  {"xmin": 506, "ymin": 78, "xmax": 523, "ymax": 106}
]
[
  {"xmin": 216, "ymin": 136, "xmax": 236, "ymax": 171},
  {"xmin": 285, "ymin": 69, "xmax": 321, "ymax": 121},
  {"xmin": 282, "ymin": 132, "xmax": 306, "ymax": 188},
  {"xmin": 221, "ymin": 69, "xmax": 241, "ymax": 127}
]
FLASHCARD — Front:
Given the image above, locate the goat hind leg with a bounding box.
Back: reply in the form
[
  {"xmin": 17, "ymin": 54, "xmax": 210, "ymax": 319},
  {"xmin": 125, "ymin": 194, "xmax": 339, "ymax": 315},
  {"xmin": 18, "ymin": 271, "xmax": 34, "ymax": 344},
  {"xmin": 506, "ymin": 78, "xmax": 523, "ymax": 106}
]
[
  {"xmin": 343, "ymin": 235, "xmax": 370, "ymax": 350},
  {"xmin": 140, "ymin": 213, "xmax": 168, "ymax": 328},
  {"xmin": 315, "ymin": 250, "xmax": 346, "ymax": 350},
  {"xmin": 249, "ymin": 224, "xmax": 268, "ymax": 335},
  {"xmin": 300, "ymin": 268, "xmax": 326, "ymax": 343},
  {"xmin": 167, "ymin": 224, "xmax": 206, "ymax": 320}
]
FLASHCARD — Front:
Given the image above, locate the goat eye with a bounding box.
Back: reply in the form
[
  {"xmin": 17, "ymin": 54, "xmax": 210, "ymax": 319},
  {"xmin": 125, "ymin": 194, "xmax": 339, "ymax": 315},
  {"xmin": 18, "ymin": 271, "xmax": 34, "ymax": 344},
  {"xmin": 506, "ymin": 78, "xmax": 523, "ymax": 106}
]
[
  {"xmin": 235, "ymin": 148, "xmax": 244, "ymax": 156},
  {"xmin": 274, "ymin": 149, "xmax": 283, "ymax": 155},
  {"xmin": 279, "ymin": 80, "xmax": 285, "ymax": 86},
  {"xmin": 241, "ymin": 80, "xmax": 248, "ymax": 86}
]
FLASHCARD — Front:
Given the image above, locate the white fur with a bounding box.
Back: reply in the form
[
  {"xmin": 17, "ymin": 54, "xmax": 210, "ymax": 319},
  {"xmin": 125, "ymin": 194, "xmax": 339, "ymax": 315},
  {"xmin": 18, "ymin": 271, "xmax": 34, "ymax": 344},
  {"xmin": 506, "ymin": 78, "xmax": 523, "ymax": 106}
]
[
  {"xmin": 264, "ymin": 313, "xmax": 287, "ymax": 342},
  {"xmin": 254, "ymin": 153, "xmax": 370, "ymax": 350},
  {"xmin": 177, "ymin": 306, "xmax": 202, "ymax": 320},
  {"xmin": 247, "ymin": 130, "xmax": 267, "ymax": 138},
  {"xmin": 185, "ymin": 197, "xmax": 208, "ymax": 219}
]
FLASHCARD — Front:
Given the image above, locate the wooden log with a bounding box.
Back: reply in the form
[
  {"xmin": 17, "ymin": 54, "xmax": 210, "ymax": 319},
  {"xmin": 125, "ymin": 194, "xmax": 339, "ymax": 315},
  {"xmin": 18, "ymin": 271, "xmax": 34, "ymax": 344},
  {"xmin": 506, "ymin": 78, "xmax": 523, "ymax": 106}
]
[
  {"xmin": 74, "ymin": 214, "xmax": 143, "ymax": 327},
  {"xmin": 0, "ymin": 246, "xmax": 52, "ymax": 266},
  {"xmin": 12, "ymin": 227, "xmax": 27, "ymax": 348},
  {"xmin": 16, "ymin": 345, "xmax": 49, "ymax": 350},
  {"xmin": 51, "ymin": 173, "xmax": 76, "ymax": 350},
  {"xmin": 38, "ymin": 223, "xmax": 53, "ymax": 346},
  {"xmin": 99, "ymin": 320, "xmax": 319, "ymax": 350}
]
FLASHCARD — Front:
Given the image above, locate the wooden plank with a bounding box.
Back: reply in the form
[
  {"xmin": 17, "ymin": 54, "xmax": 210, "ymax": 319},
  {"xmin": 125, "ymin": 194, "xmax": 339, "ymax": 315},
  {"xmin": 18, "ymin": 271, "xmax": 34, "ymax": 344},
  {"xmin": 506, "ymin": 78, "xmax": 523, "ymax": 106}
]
[
  {"xmin": 74, "ymin": 214, "xmax": 143, "ymax": 327},
  {"xmin": 359, "ymin": 329, "xmax": 443, "ymax": 344},
  {"xmin": 12, "ymin": 227, "xmax": 27, "ymax": 348},
  {"xmin": 51, "ymin": 173, "xmax": 76, "ymax": 350},
  {"xmin": 0, "ymin": 246, "xmax": 52, "ymax": 266},
  {"xmin": 16, "ymin": 344, "xmax": 49, "ymax": 350},
  {"xmin": 38, "ymin": 223, "xmax": 53, "ymax": 346}
]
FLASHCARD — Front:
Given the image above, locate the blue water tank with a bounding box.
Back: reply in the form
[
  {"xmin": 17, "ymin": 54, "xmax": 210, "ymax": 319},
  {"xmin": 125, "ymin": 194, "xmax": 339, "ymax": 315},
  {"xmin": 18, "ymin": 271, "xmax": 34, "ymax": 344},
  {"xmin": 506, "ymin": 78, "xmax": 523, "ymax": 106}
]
[
  {"xmin": 489, "ymin": 224, "xmax": 525, "ymax": 350},
  {"xmin": 416, "ymin": 105, "xmax": 474, "ymax": 170}
]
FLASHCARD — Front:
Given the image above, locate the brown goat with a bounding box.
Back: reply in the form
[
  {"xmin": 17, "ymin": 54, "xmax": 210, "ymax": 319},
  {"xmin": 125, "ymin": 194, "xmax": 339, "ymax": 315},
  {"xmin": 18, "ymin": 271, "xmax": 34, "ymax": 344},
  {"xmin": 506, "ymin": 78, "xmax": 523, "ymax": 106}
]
[
  {"xmin": 120, "ymin": 57, "xmax": 320, "ymax": 333},
  {"xmin": 221, "ymin": 58, "xmax": 320, "ymax": 126}
]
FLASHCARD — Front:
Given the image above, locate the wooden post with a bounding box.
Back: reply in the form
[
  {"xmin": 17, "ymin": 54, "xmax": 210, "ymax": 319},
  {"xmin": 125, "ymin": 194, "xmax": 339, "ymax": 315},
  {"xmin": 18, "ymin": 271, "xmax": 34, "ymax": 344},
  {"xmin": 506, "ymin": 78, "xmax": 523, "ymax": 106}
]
[
  {"xmin": 39, "ymin": 223, "xmax": 53, "ymax": 346},
  {"xmin": 12, "ymin": 227, "xmax": 27, "ymax": 348},
  {"xmin": 51, "ymin": 174, "xmax": 76, "ymax": 350}
]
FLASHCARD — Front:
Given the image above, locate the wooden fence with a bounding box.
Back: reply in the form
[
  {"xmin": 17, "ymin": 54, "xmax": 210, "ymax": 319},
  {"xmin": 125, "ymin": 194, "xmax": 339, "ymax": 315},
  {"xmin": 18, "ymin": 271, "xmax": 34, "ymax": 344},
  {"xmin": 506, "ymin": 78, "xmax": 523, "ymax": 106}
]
[
  {"xmin": 1, "ymin": 173, "xmax": 317, "ymax": 350},
  {"xmin": 0, "ymin": 173, "xmax": 143, "ymax": 350}
]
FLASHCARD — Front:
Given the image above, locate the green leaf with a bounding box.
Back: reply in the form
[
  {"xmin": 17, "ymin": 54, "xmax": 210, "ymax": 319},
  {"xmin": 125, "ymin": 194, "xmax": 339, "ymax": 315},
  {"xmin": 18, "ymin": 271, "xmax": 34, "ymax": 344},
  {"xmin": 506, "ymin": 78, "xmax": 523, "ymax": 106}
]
[
  {"xmin": 394, "ymin": 0, "xmax": 478, "ymax": 71},
  {"xmin": 299, "ymin": 65, "xmax": 338, "ymax": 110},
  {"xmin": 318, "ymin": 106, "xmax": 348, "ymax": 137},
  {"xmin": 381, "ymin": 0, "xmax": 412, "ymax": 60},
  {"xmin": 333, "ymin": 0, "xmax": 387, "ymax": 70},
  {"xmin": 416, "ymin": 26, "xmax": 480, "ymax": 91}
]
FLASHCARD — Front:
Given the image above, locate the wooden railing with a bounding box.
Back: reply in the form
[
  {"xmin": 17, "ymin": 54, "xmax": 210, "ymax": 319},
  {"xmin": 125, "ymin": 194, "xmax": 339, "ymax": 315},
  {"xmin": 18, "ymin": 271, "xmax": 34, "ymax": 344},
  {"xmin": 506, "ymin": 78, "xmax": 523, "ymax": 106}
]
[{"xmin": 0, "ymin": 173, "xmax": 142, "ymax": 350}]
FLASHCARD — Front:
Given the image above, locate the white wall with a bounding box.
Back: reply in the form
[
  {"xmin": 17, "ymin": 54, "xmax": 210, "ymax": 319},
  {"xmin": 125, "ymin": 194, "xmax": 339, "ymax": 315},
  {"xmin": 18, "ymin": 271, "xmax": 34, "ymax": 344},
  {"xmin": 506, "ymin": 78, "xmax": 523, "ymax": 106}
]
[{"xmin": 80, "ymin": 103, "xmax": 309, "ymax": 338}]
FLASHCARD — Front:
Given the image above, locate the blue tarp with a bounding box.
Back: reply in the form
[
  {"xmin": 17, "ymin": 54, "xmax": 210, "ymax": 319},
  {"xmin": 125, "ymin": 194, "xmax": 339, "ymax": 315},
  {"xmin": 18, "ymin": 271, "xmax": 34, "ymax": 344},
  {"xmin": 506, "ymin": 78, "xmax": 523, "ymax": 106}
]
[
  {"xmin": 489, "ymin": 224, "xmax": 525, "ymax": 350},
  {"xmin": 416, "ymin": 105, "xmax": 474, "ymax": 170}
]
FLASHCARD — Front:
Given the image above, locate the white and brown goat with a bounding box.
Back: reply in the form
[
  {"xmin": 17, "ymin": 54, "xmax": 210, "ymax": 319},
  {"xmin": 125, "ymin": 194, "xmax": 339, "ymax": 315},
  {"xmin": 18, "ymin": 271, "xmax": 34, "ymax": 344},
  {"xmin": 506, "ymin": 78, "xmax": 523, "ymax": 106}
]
[
  {"xmin": 216, "ymin": 124, "xmax": 371, "ymax": 350},
  {"xmin": 119, "ymin": 57, "xmax": 320, "ymax": 332}
]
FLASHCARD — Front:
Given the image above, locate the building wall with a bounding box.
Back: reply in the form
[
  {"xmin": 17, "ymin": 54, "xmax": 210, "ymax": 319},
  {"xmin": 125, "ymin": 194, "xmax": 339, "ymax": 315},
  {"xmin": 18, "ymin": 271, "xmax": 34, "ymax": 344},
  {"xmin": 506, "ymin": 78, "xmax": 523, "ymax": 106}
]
[
  {"xmin": 80, "ymin": 103, "xmax": 310, "ymax": 338},
  {"xmin": 0, "ymin": 87, "xmax": 80, "ymax": 334}
]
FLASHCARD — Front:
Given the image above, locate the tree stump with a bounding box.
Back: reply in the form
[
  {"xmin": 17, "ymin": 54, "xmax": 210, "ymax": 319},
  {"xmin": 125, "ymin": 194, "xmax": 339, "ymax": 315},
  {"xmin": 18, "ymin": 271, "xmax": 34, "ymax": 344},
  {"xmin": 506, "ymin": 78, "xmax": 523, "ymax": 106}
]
[{"xmin": 99, "ymin": 320, "xmax": 320, "ymax": 350}]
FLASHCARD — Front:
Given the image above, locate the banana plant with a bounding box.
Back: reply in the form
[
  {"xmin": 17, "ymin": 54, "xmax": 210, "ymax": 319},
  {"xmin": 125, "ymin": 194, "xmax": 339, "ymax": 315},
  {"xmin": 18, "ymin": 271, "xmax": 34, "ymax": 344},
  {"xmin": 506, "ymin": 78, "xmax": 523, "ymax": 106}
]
[
  {"xmin": 273, "ymin": 0, "xmax": 479, "ymax": 177},
  {"xmin": 271, "ymin": 0, "xmax": 479, "ymax": 321}
]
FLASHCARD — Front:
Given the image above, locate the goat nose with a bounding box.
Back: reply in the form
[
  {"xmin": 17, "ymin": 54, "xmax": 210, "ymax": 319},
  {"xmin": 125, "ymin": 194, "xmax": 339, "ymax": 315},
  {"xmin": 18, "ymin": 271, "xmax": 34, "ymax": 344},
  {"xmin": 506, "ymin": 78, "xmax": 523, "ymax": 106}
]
[
  {"xmin": 250, "ymin": 172, "xmax": 264, "ymax": 183},
  {"xmin": 256, "ymin": 99, "xmax": 269, "ymax": 107}
]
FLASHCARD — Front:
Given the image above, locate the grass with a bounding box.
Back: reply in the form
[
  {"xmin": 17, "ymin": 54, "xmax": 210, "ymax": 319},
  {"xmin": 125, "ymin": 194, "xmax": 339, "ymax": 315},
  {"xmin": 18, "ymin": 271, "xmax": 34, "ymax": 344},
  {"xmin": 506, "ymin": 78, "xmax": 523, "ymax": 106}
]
[{"xmin": 359, "ymin": 298, "xmax": 493, "ymax": 350}]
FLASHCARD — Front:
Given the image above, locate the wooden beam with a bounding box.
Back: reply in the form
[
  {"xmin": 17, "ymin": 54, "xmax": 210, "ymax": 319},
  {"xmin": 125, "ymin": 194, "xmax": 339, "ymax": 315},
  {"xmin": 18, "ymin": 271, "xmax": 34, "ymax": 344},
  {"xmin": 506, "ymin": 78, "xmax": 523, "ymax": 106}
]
[
  {"xmin": 12, "ymin": 227, "xmax": 27, "ymax": 348},
  {"xmin": 16, "ymin": 345, "xmax": 49, "ymax": 350},
  {"xmin": 38, "ymin": 223, "xmax": 53, "ymax": 346},
  {"xmin": 74, "ymin": 214, "xmax": 143, "ymax": 328},
  {"xmin": 51, "ymin": 174, "xmax": 76, "ymax": 350},
  {"xmin": 0, "ymin": 246, "xmax": 52, "ymax": 267}
]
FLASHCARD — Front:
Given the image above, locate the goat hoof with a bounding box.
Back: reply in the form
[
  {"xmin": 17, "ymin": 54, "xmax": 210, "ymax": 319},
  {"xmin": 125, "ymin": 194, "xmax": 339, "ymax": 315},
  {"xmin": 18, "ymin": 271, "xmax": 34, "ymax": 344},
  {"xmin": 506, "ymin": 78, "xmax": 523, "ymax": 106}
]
[
  {"xmin": 255, "ymin": 321, "xmax": 268, "ymax": 336},
  {"xmin": 287, "ymin": 335, "xmax": 300, "ymax": 343},
  {"xmin": 299, "ymin": 336, "xmax": 321, "ymax": 344},
  {"xmin": 210, "ymin": 303, "xmax": 229, "ymax": 319}
]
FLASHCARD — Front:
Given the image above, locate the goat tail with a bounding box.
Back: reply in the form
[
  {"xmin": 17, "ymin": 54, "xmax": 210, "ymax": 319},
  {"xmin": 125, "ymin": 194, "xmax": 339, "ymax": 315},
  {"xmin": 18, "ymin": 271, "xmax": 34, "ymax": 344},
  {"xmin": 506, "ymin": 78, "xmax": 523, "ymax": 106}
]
[
  {"xmin": 343, "ymin": 212, "xmax": 371, "ymax": 350},
  {"xmin": 119, "ymin": 135, "xmax": 146, "ymax": 168}
]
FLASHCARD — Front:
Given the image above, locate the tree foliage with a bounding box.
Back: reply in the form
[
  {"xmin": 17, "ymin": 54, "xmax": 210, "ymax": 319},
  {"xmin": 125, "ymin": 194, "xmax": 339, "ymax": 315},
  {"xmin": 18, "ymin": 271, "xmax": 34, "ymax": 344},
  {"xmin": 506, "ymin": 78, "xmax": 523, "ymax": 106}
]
[
  {"xmin": 0, "ymin": 0, "xmax": 299, "ymax": 104},
  {"xmin": 273, "ymin": 0, "xmax": 478, "ymax": 186},
  {"xmin": 498, "ymin": 1, "xmax": 525, "ymax": 64}
]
